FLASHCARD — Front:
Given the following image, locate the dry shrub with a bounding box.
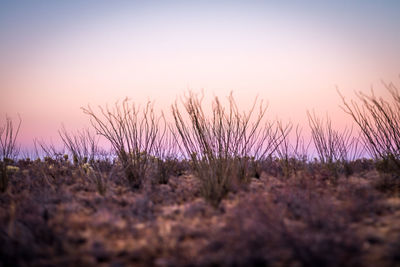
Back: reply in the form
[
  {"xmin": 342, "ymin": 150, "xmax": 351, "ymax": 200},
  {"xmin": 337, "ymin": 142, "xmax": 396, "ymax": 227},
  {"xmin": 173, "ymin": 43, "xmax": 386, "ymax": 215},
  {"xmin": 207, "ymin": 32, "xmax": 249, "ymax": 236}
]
[
  {"xmin": 0, "ymin": 115, "xmax": 21, "ymax": 162},
  {"xmin": 339, "ymin": 80, "xmax": 400, "ymax": 175},
  {"xmin": 307, "ymin": 111, "xmax": 361, "ymax": 178},
  {"xmin": 33, "ymin": 139, "xmax": 65, "ymax": 161},
  {"xmin": 82, "ymin": 98, "xmax": 164, "ymax": 189},
  {"xmin": 275, "ymin": 122, "xmax": 310, "ymax": 178},
  {"xmin": 151, "ymin": 127, "xmax": 181, "ymax": 185},
  {"xmin": 0, "ymin": 115, "xmax": 21, "ymax": 192},
  {"xmin": 59, "ymin": 126, "xmax": 100, "ymax": 165},
  {"xmin": 172, "ymin": 91, "xmax": 283, "ymax": 205}
]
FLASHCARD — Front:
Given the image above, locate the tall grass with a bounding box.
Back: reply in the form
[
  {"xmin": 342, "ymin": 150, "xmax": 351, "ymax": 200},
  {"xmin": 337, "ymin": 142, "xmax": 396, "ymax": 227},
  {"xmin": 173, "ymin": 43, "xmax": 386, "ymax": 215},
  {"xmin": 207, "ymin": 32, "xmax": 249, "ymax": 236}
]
[{"xmin": 172, "ymin": 91, "xmax": 283, "ymax": 205}]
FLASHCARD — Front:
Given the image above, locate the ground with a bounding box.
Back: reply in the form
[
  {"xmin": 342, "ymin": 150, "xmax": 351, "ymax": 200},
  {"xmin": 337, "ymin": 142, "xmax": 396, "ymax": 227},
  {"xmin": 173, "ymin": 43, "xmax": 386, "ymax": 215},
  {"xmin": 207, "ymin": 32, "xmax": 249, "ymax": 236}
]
[{"xmin": 1, "ymin": 162, "xmax": 400, "ymax": 267}]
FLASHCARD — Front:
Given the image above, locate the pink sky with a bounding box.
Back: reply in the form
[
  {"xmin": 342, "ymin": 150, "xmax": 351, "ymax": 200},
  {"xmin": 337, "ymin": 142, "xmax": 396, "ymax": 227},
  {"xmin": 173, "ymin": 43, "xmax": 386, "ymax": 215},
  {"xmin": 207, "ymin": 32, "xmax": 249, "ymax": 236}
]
[{"xmin": 1, "ymin": 1, "xmax": 399, "ymax": 151}]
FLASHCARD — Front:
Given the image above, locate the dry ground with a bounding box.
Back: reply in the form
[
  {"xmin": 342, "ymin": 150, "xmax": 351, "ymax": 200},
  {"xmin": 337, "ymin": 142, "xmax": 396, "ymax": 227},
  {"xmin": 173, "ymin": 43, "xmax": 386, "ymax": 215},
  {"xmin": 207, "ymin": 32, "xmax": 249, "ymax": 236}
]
[{"xmin": 1, "ymin": 162, "xmax": 400, "ymax": 267}]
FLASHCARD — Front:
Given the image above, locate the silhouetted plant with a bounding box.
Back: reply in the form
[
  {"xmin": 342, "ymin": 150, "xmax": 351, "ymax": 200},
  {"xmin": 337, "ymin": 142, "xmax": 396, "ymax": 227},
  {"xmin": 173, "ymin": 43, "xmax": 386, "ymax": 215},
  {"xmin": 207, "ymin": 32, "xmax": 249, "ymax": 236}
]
[
  {"xmin": 275, "ymin": 122, "xmax": 310, "ymax": 178},
  {"xmin": 0, "ymin": 115, "xmax": 21, "ymax": 192},
  {"xmin": 82, "ymin": 98, "xmax": 164, "ymax": 189},
  {"xmin": 33, "ymin": 139, "xmax": 65, "ymax": 161},
  {"xmin": 307, "ymin": 111, "xmax": 361, "ymax": 177},
  {"xmin": 152, "ymin": 127, "xmax": 180, "ymax": 184},
  {"xmin": 0, "ymin": 115, "xmax": 21, "ymax": 162},
  {"xmin": 58, "ymin": 125, "xmax": 99, "ymax": 165},
  {"xmin": 338, "ymin": 81, "xmax": 400, "ymax": 175},
  {"xmin": 172, "ymin": 91, "xmax": 283, "ymax": 205}
]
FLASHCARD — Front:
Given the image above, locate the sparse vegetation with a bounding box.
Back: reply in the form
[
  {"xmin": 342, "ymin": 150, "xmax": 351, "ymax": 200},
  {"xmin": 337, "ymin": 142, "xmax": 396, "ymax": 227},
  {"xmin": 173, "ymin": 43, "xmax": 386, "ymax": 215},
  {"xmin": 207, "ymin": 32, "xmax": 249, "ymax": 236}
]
[
  {"xmin": 151, "ymin": 128, "xmax": 180, "ymax": 185},
  {"xmin": 0, "ymin": 115, "xmax": 21, "ymax": 192},
  {"xmin": 339, "ymin": 81, "xmax": 400, "ymax": 194},
  {"xmin": 307, "ymin": 111, "xmax": 362, "ymax": 178},
  {"xmin": 82, "ymin": 98, "xmax": 164, "ymax": 189},
  {"xmin": 339, "ymin": 81, "xmax": 400, "ymax": 174},
  {"xmin": 59, "ymin": 125, "xmax": 99, "ymax": 165},
  {"xmin": 275, "ymin": 122, "xmax": 310, "ymax": 178},
  {"xmin": 1, "ymin": 84, "xmax": 400, "ymax": 266},
  {"xmin": 33, "ymin": 138, "xmax": 65, "ymax": 161},
  {"xmin": 172, "ymin": 91, "xmax": 284, "ymax": 205}
]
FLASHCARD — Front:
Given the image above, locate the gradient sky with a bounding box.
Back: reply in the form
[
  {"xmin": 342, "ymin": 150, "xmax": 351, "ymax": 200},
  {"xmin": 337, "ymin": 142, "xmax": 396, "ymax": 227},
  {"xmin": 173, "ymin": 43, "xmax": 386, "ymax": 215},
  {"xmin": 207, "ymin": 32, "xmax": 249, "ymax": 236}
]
[{"xmin": 1, "ymin": 0, "xmax": 400, "ymax": 150}]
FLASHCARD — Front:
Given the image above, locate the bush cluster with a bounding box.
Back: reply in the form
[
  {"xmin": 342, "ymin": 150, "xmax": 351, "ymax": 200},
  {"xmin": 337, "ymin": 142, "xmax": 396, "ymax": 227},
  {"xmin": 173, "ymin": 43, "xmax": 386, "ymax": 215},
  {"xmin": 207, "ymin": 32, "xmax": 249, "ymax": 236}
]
[{"xmin": 1, "ymin": 81, "xmax": 400, "ymax": 203}]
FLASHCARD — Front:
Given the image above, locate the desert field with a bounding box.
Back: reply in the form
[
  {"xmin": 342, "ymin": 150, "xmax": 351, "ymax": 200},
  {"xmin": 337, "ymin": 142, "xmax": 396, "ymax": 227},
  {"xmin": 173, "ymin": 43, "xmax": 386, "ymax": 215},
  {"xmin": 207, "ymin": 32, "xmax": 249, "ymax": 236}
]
[
  {"xmin": 2, "ymin": 1, "xmax": 400, "ymax": 266},
  {"xmin": 1, "ymin": 157, "xmax": 400, "ymax": 266},
  {"xmin": 1, "ymin": 83, "xmax": 400, "ymax": 266}
]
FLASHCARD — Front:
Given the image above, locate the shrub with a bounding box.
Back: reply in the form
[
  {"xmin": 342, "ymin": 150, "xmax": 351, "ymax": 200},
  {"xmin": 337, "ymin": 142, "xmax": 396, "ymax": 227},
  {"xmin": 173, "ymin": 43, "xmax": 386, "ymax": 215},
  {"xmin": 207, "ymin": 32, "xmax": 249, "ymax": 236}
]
[
  {"xmin": 307, "ymin": 111, "xmax": 361, "ymax": 177},
  {"xmin": 172, "ymin": 91, "xmax": 282, "ymax": 205},
  {"xmin": 58, "ymin": 126, "xmax": 99, "ymax": 165},
  {"xmin": 151, "ymin": 127, "xmax": 180, "ymax": 184},
  {"xmin": 0, "ymin": 115, "xmax": 21, "ymax": 192},
  {"xmin": 82, "ymin": 98, "xmax": 164, "ymax": 189},
  {"xmin": 338, "ymin": 80, "xmax": 400, "ymax": 175},
  {"xmin": 0, "ymin": 115, "xmax": 21, "ymax": 161},
  {"xmin": 275, "ymin": 122, "xmax": 310, "ymax": 178},
  {"xmin": 33, "ymin": 139, "xmax": 65, "ymax": 161}
]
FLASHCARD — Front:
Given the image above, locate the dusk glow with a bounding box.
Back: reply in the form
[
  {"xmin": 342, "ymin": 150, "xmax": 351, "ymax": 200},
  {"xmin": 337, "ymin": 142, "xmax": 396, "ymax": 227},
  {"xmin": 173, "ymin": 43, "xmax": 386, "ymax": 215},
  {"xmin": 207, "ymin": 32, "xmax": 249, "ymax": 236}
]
[
  {"xmin": 1, "ymin": 0, "xmax": 399, "ymax": 150},
  {"xmin": 2, "ymin": 3, "xmax": 400, "ymax": 264}
]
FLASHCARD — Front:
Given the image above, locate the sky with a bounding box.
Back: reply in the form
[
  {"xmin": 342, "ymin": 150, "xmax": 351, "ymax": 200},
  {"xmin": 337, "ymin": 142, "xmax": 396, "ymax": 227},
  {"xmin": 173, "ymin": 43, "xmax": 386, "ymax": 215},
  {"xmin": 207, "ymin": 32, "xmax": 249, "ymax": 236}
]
[{"xmin": 1, "ymin": 0, "xmax": 400, "ymax": 151}]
